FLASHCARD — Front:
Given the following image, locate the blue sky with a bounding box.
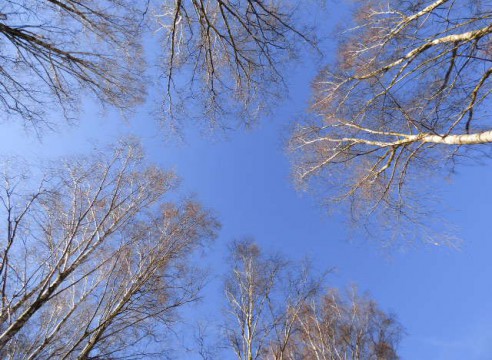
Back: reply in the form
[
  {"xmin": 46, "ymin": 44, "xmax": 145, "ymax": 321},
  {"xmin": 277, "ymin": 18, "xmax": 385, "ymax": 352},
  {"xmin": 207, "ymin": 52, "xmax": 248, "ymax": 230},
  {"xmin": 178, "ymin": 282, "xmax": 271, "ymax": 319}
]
[{"xmin": 1, "ymin": 6, "xmax": 492, "ymax": 359}]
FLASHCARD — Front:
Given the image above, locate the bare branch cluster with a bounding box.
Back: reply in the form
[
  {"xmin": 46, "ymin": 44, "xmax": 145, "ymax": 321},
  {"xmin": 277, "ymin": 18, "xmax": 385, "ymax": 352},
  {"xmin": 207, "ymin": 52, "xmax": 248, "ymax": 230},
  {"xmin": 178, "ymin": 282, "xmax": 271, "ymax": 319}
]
[
  {"xmin": 2, "ymin": 0, "xmax": 319, "ymax": 131},
  {"xmin": 0, "ymin": 0, "xmax": 148, "ymax": 128},
  {"xmin": 291, "ymin": 0, "xmax": 492, "ymax": 241},
  {"xmin": 223, "ymin": 240, "xmax": 402, "ymax": 360},
  {"xmin": 0, "ymin": 141, "xmax": 219, "ymax": 359},
  {"xmin": 157, "ymin": 0, "xmax": 317, "ymax": 128},
  {"xmin": 224, "ymin": 240, "xmax": 325, "ymax": 360},
  {"xmin": 287, "ymin": 288, "xmax": 402, "ymax": 360}
]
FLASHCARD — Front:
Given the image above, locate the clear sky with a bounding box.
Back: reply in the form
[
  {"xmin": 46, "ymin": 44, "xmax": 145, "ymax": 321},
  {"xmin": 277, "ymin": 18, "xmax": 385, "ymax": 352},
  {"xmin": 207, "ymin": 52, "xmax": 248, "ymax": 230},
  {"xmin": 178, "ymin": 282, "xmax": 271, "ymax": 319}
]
[{"xmin": 1, "ymin": 6, "xmax": 492, "ymax": 359}]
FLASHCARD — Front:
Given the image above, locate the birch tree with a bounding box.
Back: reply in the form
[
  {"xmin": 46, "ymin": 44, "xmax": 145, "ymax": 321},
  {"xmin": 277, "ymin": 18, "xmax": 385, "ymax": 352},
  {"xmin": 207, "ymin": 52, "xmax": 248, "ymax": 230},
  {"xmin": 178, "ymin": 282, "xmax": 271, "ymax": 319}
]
[
  {"xmin": 0, "ymin": 141, "xmax": 219, "ymax": 359},
  {"xmin": 224, "ymin": 240, "xmax": 324, "ymax": 360},
  {"xmin": 289, "ymin": 289, "xmax": 402, "ymax": 360},
  {"xmin": 291, "ymin": 0, "xmax": 492, "ymax": 242},
  {"xmin": 223, "ymin": 241, "xmax": 403, "ymax": 360}
]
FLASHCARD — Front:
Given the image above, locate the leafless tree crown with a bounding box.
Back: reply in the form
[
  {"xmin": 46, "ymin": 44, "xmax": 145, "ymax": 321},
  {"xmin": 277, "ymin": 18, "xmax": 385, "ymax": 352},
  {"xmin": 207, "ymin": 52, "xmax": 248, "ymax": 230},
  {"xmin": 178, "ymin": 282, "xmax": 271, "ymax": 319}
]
[
  {"xmin": 224, "ymin": 240, "xmax": 325, "ymax": 360},
  {"xmin": 223, "ymin": 240, "xmax": 402, "ymax": 360},
  {"xmin": 291, "ymin": 0, "xmax": 492, "ymax": 242},
  {"xmin": 0, "ymin": 0, "xmax": 148, "ymax": 128},
  {"xmin": 0, "ymin": 141, "xmax": 219, "ymax": 359},
  {"xmin": 157, "ymin": 0, "xmax": 317, "ymax": 129},
  {"xmin": 288, "ymin": 288, "xmax": 402, "ymax": 360}
]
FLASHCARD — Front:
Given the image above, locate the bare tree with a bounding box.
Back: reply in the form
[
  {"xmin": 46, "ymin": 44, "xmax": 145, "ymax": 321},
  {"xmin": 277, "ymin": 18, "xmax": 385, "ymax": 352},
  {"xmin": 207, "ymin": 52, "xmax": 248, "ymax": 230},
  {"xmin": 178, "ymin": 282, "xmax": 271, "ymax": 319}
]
[
  {"xmin": 157, "ymin": 0, "xmax": 318, "ymax": 128},
  {"xmin": 0, "ymin": 0, "xmax": 148, "ymax": 128},
  {"xmin": 290, "ymin": 288, "xmax": 402, "ymax": 360},
  {"xmin": 224, "ymin": 239, "xmax": 324, "ymax": 360},
  {"xmin": 223, "ymin": 241, "xmax": 403, "ymax": 360},
  {"xmin": 291, "ymin": 0, "xmax": 492, "ymax": 242},
  {"xmin": 0, "ymin": 140, "xmax": 219, "ymax": 359}
]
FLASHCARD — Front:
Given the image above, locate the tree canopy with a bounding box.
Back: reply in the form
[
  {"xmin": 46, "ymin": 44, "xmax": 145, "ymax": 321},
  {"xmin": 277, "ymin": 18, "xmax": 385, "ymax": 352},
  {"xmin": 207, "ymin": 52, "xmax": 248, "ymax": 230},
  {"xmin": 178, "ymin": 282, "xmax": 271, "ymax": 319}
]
[
  {"xmin": 0, "ymin": 141, "xmax": 219, "ymax": 358},
  {"xmin": 291, "ymin": 0, "xmax": 492, "ymax": 242},
  {"xmin": 1, "ymin": 0, "xmax": 316, "ymax": 129},
  {"xmin": 0, "ymin": 0, "xmax": 147, "ymax": 127},
  {"xmin": 223, "ymin": 240, "xmax": 403, "ymax": 360}
]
